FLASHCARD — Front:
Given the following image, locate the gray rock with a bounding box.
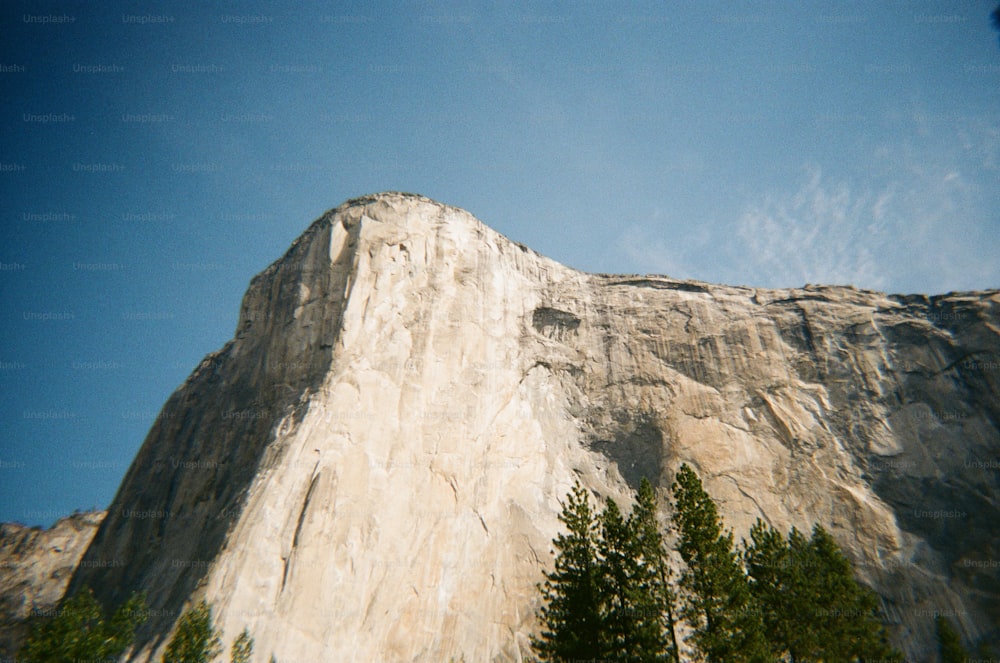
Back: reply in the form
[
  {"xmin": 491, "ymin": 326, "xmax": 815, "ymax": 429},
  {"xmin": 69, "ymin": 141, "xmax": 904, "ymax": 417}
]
[
  {"xmin": 0, "ymin": 511, "xmax": 104, "ymax": 658},
  {"xmin": 59, "ymin": 193, "xmax": 998, "ymax": 660}
]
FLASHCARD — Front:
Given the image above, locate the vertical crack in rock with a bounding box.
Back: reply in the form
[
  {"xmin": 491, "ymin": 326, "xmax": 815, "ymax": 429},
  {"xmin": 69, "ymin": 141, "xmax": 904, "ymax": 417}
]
[
  {"xmin": 40, "ymin": 194, "xmax": 999, "ymax": 661},
  {"xmin": 282, "ymin": 469, "xmax": 321, "ymax": 594},
  {"xmin": 293, "ymin": 469, "xmax": 321, "ymax": 551}
]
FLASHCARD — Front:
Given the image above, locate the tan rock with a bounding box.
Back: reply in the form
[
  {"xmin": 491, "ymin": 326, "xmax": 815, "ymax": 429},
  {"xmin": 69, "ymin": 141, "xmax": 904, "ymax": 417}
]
[{"xmin": 60, "ymin": 193, "xmax": 997, "ymax": 660}]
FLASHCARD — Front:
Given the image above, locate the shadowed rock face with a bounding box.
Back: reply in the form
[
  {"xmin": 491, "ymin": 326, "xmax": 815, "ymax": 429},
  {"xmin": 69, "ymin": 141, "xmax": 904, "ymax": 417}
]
[{"xmin": 58, "ymin": 193, "xmax": 997, "ymax": 661}]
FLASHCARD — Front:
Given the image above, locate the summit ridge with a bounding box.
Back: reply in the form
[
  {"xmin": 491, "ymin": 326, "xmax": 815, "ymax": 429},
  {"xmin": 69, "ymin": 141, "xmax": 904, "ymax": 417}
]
[{"xmin": 7, "ymin": 194, "xmax": 996, "ymax": 661}]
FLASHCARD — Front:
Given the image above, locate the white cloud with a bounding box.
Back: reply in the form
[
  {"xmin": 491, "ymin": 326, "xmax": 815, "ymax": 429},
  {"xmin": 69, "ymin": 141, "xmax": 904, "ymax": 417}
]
[
  {"xmin": 616, "ymin": 113, "xmax": 998, "ymax": 293},
  {"xmin": 730, "ymin": 114, "xmax": 997, "ymax": 293},
  {"xmin": 734, "ymin": 165, "xmax": 889, "ymax": 289}
]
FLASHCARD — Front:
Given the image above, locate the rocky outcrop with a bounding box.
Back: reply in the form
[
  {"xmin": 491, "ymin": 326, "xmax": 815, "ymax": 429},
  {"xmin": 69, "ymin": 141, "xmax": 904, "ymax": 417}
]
[
  {"xmin": 0, "ymin": 511, "xmax": 104, "ymax": 658},
  {"xmin": 61, "ymin": 193, "xmax": 998, "ymax": 661}
]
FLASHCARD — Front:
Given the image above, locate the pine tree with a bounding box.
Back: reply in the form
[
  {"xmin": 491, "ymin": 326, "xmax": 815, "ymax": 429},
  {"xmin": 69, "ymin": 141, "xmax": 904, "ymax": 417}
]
[
  {"xmin": 782, "ymin": 526, "xmax": 822, "ymax": 660},
  {"xmin": 744, "ymin": 520, "xmax": 820, "ymax": 661},
  {"xmin": 532, "ymin": 480, "xmax": 605, "ymax": 662},
  {"xmin": 803, "ymin": 525, "xmax": 901, "ymax": 662},
  {"xmin": 670, "ymin": 464, "xmax": 770, "ymax": 662},
  {"xmin": 231, "ymin": 627, "xmax": 254, "ymax": 663},
  {"xmin": 598, "ymin": 497, "xmax": 634, "ymax": 659},
  {"xmin": 631, "ymin": 477, "xmax": 680, "ymax": 663},
  {"xmin": 744, "ymin": 519, "xmax": 791, "ymax": 658},
  {"xmin": 163, "ymin": 600, "xmax": 223, "ymax": 663},
  {"xmin": 599, "ymin": 494, "xmax": 672, "ymax": 662},
  {"xmin": 745, "ymin": 520, "xmax": 903, "ymax": 662},
  {"xmin": 936, "ymin": 614, "xmax": 968, "ymax": 663},
  {"xmin": 18, "ymin": 587, "xmax": 147, "ymax": 663},
  {"xmin": 107, "ymin": 592, "xmax": 150, "ymax": 656}
]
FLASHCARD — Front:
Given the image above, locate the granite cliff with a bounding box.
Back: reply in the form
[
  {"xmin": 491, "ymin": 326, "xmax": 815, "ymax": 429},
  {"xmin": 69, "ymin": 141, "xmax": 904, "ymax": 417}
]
[
  {"xmin": 0, "ymin": 511, "xmax": 104, "ymax": 659},
  {"xmin": 45, "ymin": 193, "xmax": 1000, "ymax": 660}
]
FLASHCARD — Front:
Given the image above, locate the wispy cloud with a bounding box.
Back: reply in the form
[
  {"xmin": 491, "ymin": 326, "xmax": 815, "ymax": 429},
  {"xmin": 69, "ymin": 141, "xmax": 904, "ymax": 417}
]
[
  {"xmin": 732, "ymin": 151, "xmax": 993, "ymax": 293},
  {"xmin": 735, "ymin": 165, "xmax": 888, "ymax": 289},
  {"xmin": 617, "ymin": 114, "xmax": 999, "ymax": 294}
]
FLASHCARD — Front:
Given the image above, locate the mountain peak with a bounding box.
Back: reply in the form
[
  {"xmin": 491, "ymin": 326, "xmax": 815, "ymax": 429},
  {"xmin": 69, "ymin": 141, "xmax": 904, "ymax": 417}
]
[
  {"xmin": 45, "ymin": 196, "xmax": 1000, "ymax": 661},
  {"xmin": 341, "ymin": 190, "xmax": 435, "ymax": 207},
  {"xmin": 333, "ymin": 191, "xmax": 457, "ymax": 227}
]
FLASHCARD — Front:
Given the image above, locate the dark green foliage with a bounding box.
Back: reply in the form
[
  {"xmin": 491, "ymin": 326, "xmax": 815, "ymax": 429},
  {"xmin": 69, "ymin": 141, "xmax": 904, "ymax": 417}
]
[
  {"xmin": 598, "ymin": 497, "xmax": 633, "ymax": 658},
  {"xmin": 805, "ymin": 525, "xmax": 901, "ymax": 661},
  {"xmin": 533, "ymin": 479, "xmax": 678, "ymax": 662},
  {"xmin": 744, "ymin": 521, "xmax": 834, "ymax": 660},
  {"xmin": 671, "ymin": 464, "xmax": 770, "ymax": 662},
  {"xmin": 535, "ymin": 465, "xmax": 904, "ymax": 663},
  {"xmin": 231, "ymin": 627, "xmax": 254, "ymax": 663},
  {"xmin": 18, "ymin": 587, "xmax": 147, "ymax": 663},
  {"xmin": 599, "ymin": 495, "xmax": 672, "ymax": 661},
  {"xmin": 744, "ymin": 520, "xmax": 902, "ymax": 662},
  {"xmin": 627, "ymin": 477, "xmax": 679, "ymax": 662},
  {"xmin": 936, "ymin": 615, "xmax": 968, "ymax": 663},
  {"xmin": 744, "ymin": 519, "xmax": 812, "ymax": 660},
  {"xmin": 532, "ymin": 480, "xmax": 604, "ymax": 661},
  {"xmin": 163, "ymin": 600, "xmax": 223, "ymax": 663}
]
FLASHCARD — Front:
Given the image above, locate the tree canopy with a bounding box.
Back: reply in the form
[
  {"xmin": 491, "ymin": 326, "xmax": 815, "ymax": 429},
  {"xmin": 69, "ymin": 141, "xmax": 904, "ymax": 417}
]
[
  {"xmin": 18, "ymin": 587, "xmax": 147, "ymax": 663},
  {"xmin": 534, "ymin": 464, "xmax": 908, "ymax": 663}
]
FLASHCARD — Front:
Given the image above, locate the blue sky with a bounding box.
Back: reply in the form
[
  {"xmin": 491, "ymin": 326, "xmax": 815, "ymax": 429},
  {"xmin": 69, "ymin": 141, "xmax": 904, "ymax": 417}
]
[{"xmin": 2, "ymin": 1, "xmax": 998, "ymax": 527}]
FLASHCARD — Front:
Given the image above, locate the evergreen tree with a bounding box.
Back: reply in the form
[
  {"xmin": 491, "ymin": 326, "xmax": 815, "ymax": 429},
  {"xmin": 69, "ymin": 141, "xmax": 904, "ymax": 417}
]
[
  {"xmin": 532, "ymin": 481, "xmax": 605, "ymax": 662},
  {"xmin": 744, "ymin": 519, "xmax": 792, "ymax": 658},
  {"xmin": 782, "ymin": 526, "xmax": 822, "ymax": 660},
  {"xmin": 231, "ymin": 627, "xmax": 254, "ymax": 663},
  {"xmin": 744, "ymin": 520, "xmax": 821, "ymax": 661},
  {"xmin": 107, "ymin": 591, "xmax": 150, "ymax": 655},
  {"xmin": 163, "ymin": 600, "xmax": 223, "ymax": 663},
  {"xmin": 536, "ymin": 467, "xmax": 905, "ymax": 663},
  {"xmin": 671, "ymin": 464, "xmax": 770, "ymax": 662},
  {"xmin": 745, "ymin": 520, "xmax": 902, "ymax": 662},
  {"xmin": 598, "ymin": 497, "xmax": 634, "ymax": 659},
  {"xmin": 805, "ymin": 525, "xmax": 901, "ymax": 661},
  {"xmin": 599, "ymin": 493, "xmax": 675, "ymax": 662},
  {"xmin": 936, "ymin": 614, "xmax": 968, "ymax": 663},
  {"xmin": 631, "ymin": 477, "xmax": 680, "ymax": 663},
  {"xmin": 19, "ymin": 587, "xmax": 147, "ymax": 663}
]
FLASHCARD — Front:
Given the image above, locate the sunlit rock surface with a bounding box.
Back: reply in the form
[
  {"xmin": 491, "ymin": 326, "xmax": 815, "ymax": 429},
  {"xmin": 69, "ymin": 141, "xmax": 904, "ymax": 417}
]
[{"xmin": 62, "ymin": 193, "xmax": 997, "ymax": 661}]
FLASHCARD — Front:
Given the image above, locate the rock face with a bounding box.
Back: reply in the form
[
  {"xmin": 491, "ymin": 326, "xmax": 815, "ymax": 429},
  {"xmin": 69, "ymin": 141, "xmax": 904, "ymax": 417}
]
[
  {"xmin": 0, "ymin": 511, "xmax": 105, "ymax": 658},
  {"xmin": 64, "ymin": 192, "xmax": 998, "ymax": 661}
]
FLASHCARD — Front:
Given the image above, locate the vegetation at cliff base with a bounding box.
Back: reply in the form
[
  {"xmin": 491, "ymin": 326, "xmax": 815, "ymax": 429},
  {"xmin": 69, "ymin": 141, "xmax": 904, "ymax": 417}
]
[
  {"xmin": 937, "ymin": 614, "xmax": 968, "ymax": 663},
  {"xmin": 19, "ymin": 589, "xmax": 265, "ymax": 663},
  {"xmin": 230, "ymin": 627, "xmax": 254, "ymax": 663},
  {"xmin": 163, "ymin": 600, "xmax": 222, "ymax": 663},
  {"xmin": 532, "ymin": 464, "xmax": 903, "ymax": 662},
  {"xmin": 162, "ymin": 601, "xmax": 255, "ymax": 663},
  {"xmin": 162, "ymin": 600, "xmax": 262, "ymax": 663},
  {"xmin": 18, "ymin": 586, "xmax": 147, "ymax": 663}
]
